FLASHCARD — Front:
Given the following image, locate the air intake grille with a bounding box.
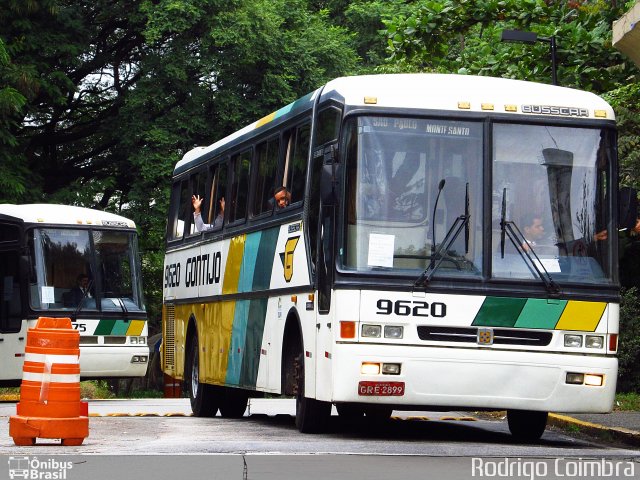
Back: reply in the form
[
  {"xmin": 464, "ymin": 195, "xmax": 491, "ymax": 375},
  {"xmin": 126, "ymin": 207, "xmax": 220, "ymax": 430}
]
[
  {"xmin": 164, "ymin": 304, "xmax": 176, "ymax": 369},
  {"xmin": 417, "ymin": 326, "xmax": 552, "ymax": 346}
]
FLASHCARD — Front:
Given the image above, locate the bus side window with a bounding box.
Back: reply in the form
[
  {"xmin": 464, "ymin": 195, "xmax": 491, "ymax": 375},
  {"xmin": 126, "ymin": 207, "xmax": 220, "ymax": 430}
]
[
  {"xmin": 309, "ymin": 107, "xmax": 342, "ymax": 272},
  {"xmin": 0, "ymin": 249, "xmax": 22, "ymax": 333},
  {"xmin": 168, "ymin": 180, "xmax": 191, "ymax": 240},
  {"xmin": 187, "ymin": 171, "xmax": 207, "ymax": 236},
  {"xmin": 207, "ymin": 160, "xmax": 228, "ymax": 227},
  {"xmin": 229, "ymin": 149, "xmax": 252, "ymax": 224},
  {"xmin": 253, "ymin": 136, "xmax": 279, "ymax": 216},
  {"xmin": 282, "ymin": 122, "xmax": 310, "ymax": 206}
]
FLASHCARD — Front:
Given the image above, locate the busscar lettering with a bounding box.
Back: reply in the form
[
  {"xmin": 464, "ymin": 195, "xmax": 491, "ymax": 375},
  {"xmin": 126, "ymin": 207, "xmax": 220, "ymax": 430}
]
[{"xmin": 521, "ymin": 104, "xmax": 589, "ymax": 117}]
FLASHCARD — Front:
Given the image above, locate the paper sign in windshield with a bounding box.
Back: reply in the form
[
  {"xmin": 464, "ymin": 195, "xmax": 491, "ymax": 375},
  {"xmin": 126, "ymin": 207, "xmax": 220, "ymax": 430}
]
[{"xmin": 368, "ymin": 233, "xmax": 395, "ymax": 268}]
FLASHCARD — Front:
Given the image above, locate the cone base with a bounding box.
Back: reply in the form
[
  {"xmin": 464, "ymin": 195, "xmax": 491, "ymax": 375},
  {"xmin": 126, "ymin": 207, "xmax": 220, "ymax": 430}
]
[{"xmin": 9, "ymin": 415, "xmax": 89, "ymax": 445}]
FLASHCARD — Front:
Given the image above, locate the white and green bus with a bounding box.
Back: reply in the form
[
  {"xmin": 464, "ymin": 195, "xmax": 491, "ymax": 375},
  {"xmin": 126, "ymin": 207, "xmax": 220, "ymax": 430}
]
[
  {"xmin": 0, "ymin": 204, "xmax": 148, "ymax": 385},
  {"xmin": 162, "ymin": 74, "xmax": 627, "ymax": 440}
]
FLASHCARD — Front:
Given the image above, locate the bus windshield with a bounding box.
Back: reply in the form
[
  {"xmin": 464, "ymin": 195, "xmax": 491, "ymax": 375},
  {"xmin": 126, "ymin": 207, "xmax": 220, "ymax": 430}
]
[
  {"xmin": 28, "ymin": 228, "xmax": 145, "ymax": 312},
  {"xmin": 492, "ymin": 123, "xmax": 614, "ymax": 285},
  {"xmin": 341, "ymin": 116, "xmax": 614, "ymax": 286},
  {"xmin": 342, "ymin": 115, "xmax": 484, "ymax": 277}
]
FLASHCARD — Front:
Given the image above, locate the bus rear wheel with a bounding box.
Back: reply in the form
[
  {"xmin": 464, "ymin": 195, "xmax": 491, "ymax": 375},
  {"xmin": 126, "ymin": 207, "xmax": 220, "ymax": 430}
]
[
  {"xmin": 185, "ymin": 334, "xmax": 219, "ymax": 417},
  {"xmin": 294, "ymin": 353, "xmax": 331, "ymax": 433},
  {"xmin": 507, "ymin": 409, "xmax": 548, "ymax": 442},
  {"xmin": 219, "ymin": 387, "xmax": 249, "ymax": 418}
]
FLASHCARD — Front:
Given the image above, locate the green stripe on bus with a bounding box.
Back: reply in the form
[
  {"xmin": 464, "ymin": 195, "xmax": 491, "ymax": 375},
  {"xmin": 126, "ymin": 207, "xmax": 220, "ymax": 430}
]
[
  {"xmin": 94, "ymin": 319, "xmax": 114, "ymax": 335},
  {"xmin": 253, "ymin": 227, "xmax": 279, "ymax": 291},
  {"xmin": 239, "ymin": 298, "xmax": 268, "ymax": 388},
  {"xmin": 513, "ymin": 298, "xmax": 567, "ymax": 329},
  {"xmin": 111, "ymin": 320, "xmax": 131, "ymax": 335},
  {"xmin": 472, "ymin": 297, "xmax": 527, "ymax": 327}
]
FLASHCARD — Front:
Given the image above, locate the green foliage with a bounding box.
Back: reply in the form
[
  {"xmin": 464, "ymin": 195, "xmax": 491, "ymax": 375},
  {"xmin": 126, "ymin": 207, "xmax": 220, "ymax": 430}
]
[
  {"xmin": 382, "ymin": 0, "xmax": 639, "ymax": 91},
  {"xmin": 0, "ymin": 0, "xmax": 358, "ymax": 324},
  {"xmin": 615, "ymin": 392, "xmax": 640, "ymax": 411},
  {"xmin": 618, "ymin": 288, "xmax": 640, "ymax": 393}
]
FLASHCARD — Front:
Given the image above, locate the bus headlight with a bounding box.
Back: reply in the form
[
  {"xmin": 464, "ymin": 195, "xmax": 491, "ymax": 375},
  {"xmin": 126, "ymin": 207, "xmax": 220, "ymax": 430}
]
[
  {"xmin": 384, "ymin": 325, "xmax": 403, "ymax": 339},
  {"xmin": 585, "ymin": 335, "xmax": 604, "ymax": 349},
  {"xmin": 564, "ymin": 334, "xmax": 583, "ymax": 348},
  {"xmin": 361, "ymin": 362, "xmax": 380, "ymax": 375},
  {"xmin": 361, "ymin": 324, "xmax": 381, "ymax": 338}
]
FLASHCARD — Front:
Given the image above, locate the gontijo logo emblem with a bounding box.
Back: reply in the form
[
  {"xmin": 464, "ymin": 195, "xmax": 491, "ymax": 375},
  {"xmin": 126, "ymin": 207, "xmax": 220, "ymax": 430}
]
[
  {"xmin": 280, "ymin": 236, "xmax": 300, "ymax": 282},
  {"xmin": 8, "ymin": 456, "xmax": 73, "ymax": 479}
]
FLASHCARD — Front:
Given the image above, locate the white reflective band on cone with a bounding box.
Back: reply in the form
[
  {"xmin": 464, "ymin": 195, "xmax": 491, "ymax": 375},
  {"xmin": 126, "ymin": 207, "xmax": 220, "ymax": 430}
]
[
  {"xmin": 22, "ymin": 372, "xmax": 81, "ymax": 383},
  {"xmin": 24, "ymin": 353, "xmax": 79, "ymax": 364}
]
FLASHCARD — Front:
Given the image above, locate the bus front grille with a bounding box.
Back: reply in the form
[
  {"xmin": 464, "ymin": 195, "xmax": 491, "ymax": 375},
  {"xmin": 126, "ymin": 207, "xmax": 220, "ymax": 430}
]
[
  {"xmin": 164, "ymin": 304, "xmax": 176, "ymax": 369},
  {"xmin": 417, "ymin": 326, "xmax": 553, "ymax": 346}
]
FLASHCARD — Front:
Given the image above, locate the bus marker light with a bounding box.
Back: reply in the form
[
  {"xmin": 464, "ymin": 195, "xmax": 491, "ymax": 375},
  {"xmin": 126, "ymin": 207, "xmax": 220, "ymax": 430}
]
[
  {"xmin": 585, "ymin": 335, "xmax": 604, "ymax": 349},
  {"xmin": 361, "ymin": 362, "xmax": 380, "ymax": 375},
  {"xmin": 291, "ymin": 295, "xmax": 297, "ymax": 304},
  {"xmin": 584, "ymin": 374, "xmax": 603, "ymax": 387},
  {"xmin": 594, "ymin": 110, "xmax": 607, "ymax": 118},
  {"xmin": 458, "ymin": 101, "xmax": 470, "ymax": 109},
  {"xmin": 609, "ymin": 334, "xmax": 618, "ymax": 352},
  {"xmin": 384, "ymin": 325, "xmax": 403, "ymax": 339},
  {"xmin": 481, "ymin": 103, "xmax": 494, "ymax": 111},
  {"xmin": 564, "ymin": 334, "xmax": 582, "ymax": 348},
  {"xmin": 362, "ymin": 324, "xmax": 381, "ymax": 338},
  {"xmin": 340, "ymin": 321, "xmax": 356, "ymax": 338},
  {"xmin": 364, "ymin": 96, "xmax": 377, "ymax": 104},
  {"xmin": 504, "ymin": 104, "xmax": 518, "ymax": 112},
  {"xmin": 566, "ymin": 373, "xmax": 584, "ymax": 385},
  {"xmin": 382, "ymin": 363, "xmax": 401, "ymax": 375}
]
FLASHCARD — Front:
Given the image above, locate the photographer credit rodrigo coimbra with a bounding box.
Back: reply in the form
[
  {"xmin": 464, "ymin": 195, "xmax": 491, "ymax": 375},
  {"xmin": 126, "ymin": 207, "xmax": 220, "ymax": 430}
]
[{"xmin": 471, "ymin": 457, "xmax": 636, "ymax": 480}]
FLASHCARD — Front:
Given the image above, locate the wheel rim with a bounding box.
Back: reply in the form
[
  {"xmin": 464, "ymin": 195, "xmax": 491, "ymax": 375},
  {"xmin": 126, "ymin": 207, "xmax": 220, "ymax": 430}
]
[{"xmin": 191, "ymin": 345, "xmax": 199, "ymax": 398}]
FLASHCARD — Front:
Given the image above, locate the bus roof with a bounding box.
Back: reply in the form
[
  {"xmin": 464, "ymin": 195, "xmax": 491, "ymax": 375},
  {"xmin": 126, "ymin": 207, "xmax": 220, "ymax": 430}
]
[
  {"xmin": 175, "ymin": 73, "xmax": 615, "ymax": 175},
  {"xmin": 0, "ymin": 204, "xmax": 137, "ymax": 229}
]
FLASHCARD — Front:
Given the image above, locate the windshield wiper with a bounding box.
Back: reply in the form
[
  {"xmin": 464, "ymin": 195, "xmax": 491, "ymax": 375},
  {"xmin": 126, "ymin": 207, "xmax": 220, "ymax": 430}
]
[
  {"xmin": 71, "ymin": 279, "xmax": 93, "ymax": 323},
  {"xmin": 414, "ymin": 182, "xmax": 470, "ymax": 288},
  {"xmin": 500, "ymin": 188, "xmax": 560, "ymax": 296}
]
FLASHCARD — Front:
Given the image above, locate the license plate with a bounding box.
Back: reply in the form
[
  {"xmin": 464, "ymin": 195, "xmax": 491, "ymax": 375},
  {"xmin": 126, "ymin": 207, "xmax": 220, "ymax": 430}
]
[{"xmin": 358, "ymin": 381, "xmax": 405, "ymax": 396}]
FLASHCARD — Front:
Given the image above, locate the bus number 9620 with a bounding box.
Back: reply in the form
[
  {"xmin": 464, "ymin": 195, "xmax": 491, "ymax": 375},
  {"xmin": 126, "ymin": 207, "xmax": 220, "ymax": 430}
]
[{"xmin": 376, "ymin": 299, "xmax": 447, "ymax": 318}]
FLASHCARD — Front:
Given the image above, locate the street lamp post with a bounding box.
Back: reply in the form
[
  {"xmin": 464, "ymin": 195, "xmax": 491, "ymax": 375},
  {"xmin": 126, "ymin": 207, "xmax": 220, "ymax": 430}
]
[{"xmin": 501, "ymin": 29, "xmax": 558, "ymax": 86}]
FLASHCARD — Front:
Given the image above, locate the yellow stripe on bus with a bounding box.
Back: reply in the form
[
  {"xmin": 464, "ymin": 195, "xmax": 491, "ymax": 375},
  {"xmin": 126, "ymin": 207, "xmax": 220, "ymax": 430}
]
[
  {"xmin": 555, "ymin": 301, "xmax": 606, "ymax": 332},
  {"xmin": 126, "ymin": 320, "xmax": 146, "ymax": 336},
  {"xmin": 223, "ymin": 234, "xmax": 246, "ymax": 295},
  {"xmin": 201, "ymin": 301, "xmax": 236, "ymax": 384}
]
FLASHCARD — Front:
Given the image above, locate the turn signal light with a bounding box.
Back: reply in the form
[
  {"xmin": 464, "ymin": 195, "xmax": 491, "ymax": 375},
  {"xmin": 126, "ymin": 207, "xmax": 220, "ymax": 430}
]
[{"xmin": 340, "ymin": 321, "xmax": 356, "ymax": 339}]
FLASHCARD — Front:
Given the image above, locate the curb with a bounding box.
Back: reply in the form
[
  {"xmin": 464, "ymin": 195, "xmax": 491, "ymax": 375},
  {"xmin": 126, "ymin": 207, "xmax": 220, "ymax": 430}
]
[{"xmin": 548, "ymin": 413, "xmax": 640, "ymax": 448}]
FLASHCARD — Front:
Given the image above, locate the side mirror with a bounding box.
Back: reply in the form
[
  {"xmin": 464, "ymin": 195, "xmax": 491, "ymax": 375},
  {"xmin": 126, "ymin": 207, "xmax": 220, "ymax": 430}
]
[
  {"xmin": 619, "ymin": 186, "xmax": 638, "ymax": 230},
  {"xmin": 320, "ymin": 145, "xmax": 339, "ymax": 206}
]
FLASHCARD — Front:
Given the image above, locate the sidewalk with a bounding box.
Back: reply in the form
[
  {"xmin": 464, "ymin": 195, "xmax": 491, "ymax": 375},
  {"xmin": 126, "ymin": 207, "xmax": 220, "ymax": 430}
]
[{"xmin": 549, "ymin": 411, "xmax": 640, "ymax": 447}]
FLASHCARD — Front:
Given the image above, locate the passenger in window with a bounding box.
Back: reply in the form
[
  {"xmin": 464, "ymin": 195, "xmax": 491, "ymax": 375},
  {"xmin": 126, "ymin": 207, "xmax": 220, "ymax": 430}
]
[
  {"xmin": 274, "ymin": 186, "xmax": 291, "ymax": 209},
  {"xmin": 192, "ymin": 194, "xmax": 225, "ymax": 232},
  {"xmin": 520, "ymin": 214, "xmax": 545, "ymax": 252}
]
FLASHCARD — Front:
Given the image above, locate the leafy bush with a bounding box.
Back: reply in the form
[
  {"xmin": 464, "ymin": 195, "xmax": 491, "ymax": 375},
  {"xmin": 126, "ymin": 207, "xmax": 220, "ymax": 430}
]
[{"xmin": 618, "ymin": 288, "xmax": 640, "ymax": 392}]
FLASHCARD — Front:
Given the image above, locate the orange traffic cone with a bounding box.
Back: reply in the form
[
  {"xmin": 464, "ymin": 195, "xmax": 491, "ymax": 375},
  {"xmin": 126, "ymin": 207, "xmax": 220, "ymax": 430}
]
[{"xmin": 9, "ymin": 317, "xmax": 89, "ymax": 446}]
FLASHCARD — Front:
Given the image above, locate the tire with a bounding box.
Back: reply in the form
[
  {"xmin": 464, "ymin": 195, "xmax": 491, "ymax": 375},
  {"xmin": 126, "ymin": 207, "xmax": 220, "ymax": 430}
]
[
  {"xmin": 364, "ymin": 405, "xmax": 393, "ymax": 421},
  {"xmin": 219, "ymin": 387, "xmax": 249, "ymax": 418},
  {"xmin": 336, "ymin": 403, "xmax": 365, "ymax": 419},
  {"xmin": 294, "ymin": 353, "xmax": 331, "ymax": 433},
  {"xmin": 507, "ymin": 410, "xmax": 548, "ymax": 442},
  {"xmin": 185, "ymin": 333, "xmax": 219, "ymax": 417}
]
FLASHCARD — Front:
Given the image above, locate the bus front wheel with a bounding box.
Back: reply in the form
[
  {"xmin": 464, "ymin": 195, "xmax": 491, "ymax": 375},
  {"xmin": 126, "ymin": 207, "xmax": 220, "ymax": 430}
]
[
  {"xmin": 185, "ymin": 334, "xmax": 219, "ymax": 417},
  {"xmin": 507, "ymin": 409, "xmax": 548, "ymax": 442},
  {"xmin": 294, "ymin": 353, "xmax": 331, "ymax": 433}
]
